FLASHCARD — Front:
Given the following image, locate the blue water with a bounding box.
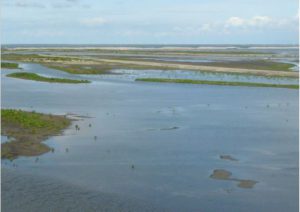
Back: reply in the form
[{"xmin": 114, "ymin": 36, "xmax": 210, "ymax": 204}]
[{"xmin": 1, "ymin": 62, "xmax": 299, "ymax": 211}]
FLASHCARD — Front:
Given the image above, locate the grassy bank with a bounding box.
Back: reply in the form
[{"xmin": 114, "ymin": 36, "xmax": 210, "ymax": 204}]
[
  {"xmin": 202, "ymin": 60, "xmax": 295, "ymax": 72},
  {"xmin": 136, "ymin": 78, "xmax": 299, "ymax": 89},
  {"xmin": 1, "ymin": 62, "xmax": 19, "ymax": 69},
  {"xmin": 45, "ymin": 62, "xmax": 175, "ymax": 75},
  {"xmin": 1, "ymin": 109, "xmax": 72, "ymax": 160},
  {"xmin": 7, "ymin": 72, "xmax": 90, "ymax": 83},
  {"xmin": 2, "ymin": 53, "xmax": 80, "ymax": 63}
]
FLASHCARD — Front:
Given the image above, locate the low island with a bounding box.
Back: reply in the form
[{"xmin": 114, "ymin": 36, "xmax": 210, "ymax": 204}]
[
  {"xmin": 1, "ymin": 109, "xmax": 72, "ymax": 160},
  {"xmin": 7, "ymin": 72, "xmax": 90, "ymax": 84},
  {"xmin": 1, "ymin": 62, "xmax": 20, "ymax": 69},
  {"xmin": 136, "ymin": 78, "xmax": 299, "ymax": 89}
]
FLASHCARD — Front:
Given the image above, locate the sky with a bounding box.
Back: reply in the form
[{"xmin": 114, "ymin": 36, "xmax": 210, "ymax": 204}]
[{"xmin": 1, "ymin": 0, "xmax": 299, "ymax": 44}]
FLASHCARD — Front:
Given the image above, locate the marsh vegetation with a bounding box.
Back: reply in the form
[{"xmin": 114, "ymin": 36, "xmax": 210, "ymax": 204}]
[
  {"xmin": 1, "ymin": 109, "xmax": 71, "ymax": 160},
  {"xmin": 7, "ymin": 72, "xmax": 90, "ymax": 83},
  {"xmin": 136, "ymin": 78, "xmax": 299, "ymax": 89},
  {"xmin": 1, "ymin": 62, "xmax": 20, "ymax": 69},
  {"xmin": 2, "ymin": 52, "xmax": 298, "ymax": 78}
]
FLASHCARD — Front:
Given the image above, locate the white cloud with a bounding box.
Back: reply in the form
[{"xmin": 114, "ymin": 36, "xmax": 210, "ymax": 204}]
[
  {"xmin": 225, "ymin": 16, "xmax": 273, "ymax": 28},
  {"xmin": 170, "ymin": 15, "xmax": 298, "ymax": 37},
  {"xmin": 225, "ymin": 17, "xmax": 245, "ymax": 27},
  {"xmin": 80, "ymin": 17, "xmax": 107, "ymax": 26},
  {"xmin": 248, "ymin": 16, "xmax": 272, "ymax": 27},
  {"xmin": 199, "ymin": 23, "xmax": 213, "ymax": 32},
  {"xmin": 15, "ymin": 1, "xmax": 45, "ymax": 8}
]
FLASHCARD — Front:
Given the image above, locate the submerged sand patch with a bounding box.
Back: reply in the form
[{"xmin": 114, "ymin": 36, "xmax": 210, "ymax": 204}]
[{"xmin": 210, "ymin": 169, "xmax": 258, "ymax": 189}]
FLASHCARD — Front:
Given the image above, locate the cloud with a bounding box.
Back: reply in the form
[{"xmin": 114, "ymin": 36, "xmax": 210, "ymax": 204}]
[
  {"xmin": 171, "ymin": 14, "xmax": 298, "ymax": 37},
  {"xmin": 80, "ymin": 17, "xmax": 107, "ymax": 26},
  {"xmin": 15, "ymin": 1, "xmax": 45, "ymax": 8},
  {"xmin": 225, "ymin": 17, "xmax": 245, "ymax": 27},
  {"xmin": 199, "ymin": 23, "xmax": 213, "ymax": 32},
  {"xmin": 52, "ymin": 3, "xmax": 72, "ymax": 8},
  {"xmin": 225, "ymin": 16, "xmax": 274, "ymax": 28},
  {"xmin": 248, "ymin": 16, "xmax": 272, "ymax": 26}
]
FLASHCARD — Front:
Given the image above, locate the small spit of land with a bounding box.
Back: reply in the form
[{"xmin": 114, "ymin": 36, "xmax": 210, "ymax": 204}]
[
  {"xmin": 1, "ymin": 62, "xmax": 20, "ymax": 69},
  {"xmin": 1, "ymin": 109, "xmax": 71, "ymax": 160},
  {"xmin": 136, "ymin": 78, "xmax": 299, "ymax": 89},
  {"xmin": 7, "ymin": 72, "xmax": 90, "ymax": 84}
]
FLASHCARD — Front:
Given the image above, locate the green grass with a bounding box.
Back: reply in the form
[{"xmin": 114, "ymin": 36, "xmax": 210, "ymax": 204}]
[
  {"xmin": 7, "ymin": 72, "xmax": 90, "ymax": 83},
  {"xmin": 1, "ymin": 109, "xmax": 70, "ymax": 130},
  {"xmin": 1, "ymin": 62, "xmax": 19, "ymax": 69},
  {"xmin": 2, "ymin": 53, "xmax": 79, "ymax": 62},
  {"xmin": 136, "ymin": 78, "xmax": 299, "ymax": 89},
  {"xmin": 44, "ymin": 64, "xmax": 110, "ymax": 74},
  {"xmin": 1, "ymin": 109, "xmax": 72, "ymax": 160},
  {"xmin": 44, "ymin": 61, "xmax": 177, "ymax": 75}
]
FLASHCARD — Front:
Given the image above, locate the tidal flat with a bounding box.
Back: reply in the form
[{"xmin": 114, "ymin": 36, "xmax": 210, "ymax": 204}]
[
  {"xmin": 2, "ymin": 49, "xmax": 299, "ymax": 77},
  {"xmin": 1, "ymin": 45, "xmax": 299, "ymax": 212}
]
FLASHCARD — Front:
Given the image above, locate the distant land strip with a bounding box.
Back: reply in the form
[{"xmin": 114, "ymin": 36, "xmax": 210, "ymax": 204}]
[{"xmin": 136, "ymin": 78, "xmax": 299, "ymax": 89}]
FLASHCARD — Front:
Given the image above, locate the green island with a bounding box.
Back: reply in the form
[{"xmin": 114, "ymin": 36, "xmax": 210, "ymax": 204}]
[
  {"xmin": 1, "ymin": 62, "xmax": 20, "ymax": 69},
  {"xmin": 7, "ymin": 72, "xmax": 90, "ymax": 83},
  {"xmin": 136, "ymin": 78, "xmax": 299, "ymax": 89},
  {"xmin": 1, "ymin": 109, "xmax": 72, "ymax": 160}
]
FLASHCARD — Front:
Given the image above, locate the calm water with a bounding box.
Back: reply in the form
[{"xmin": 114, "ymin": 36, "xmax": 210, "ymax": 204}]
[
  {"xmin": 1, "ymin": 63, "xmax": 299, "ymax": 211},
  {"xmin": 5, "ymin": 62, "xmax": 299, "ymax": 85}
]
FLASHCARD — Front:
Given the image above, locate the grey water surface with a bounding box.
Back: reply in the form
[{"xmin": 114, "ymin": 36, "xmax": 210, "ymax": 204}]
[{"xmin": 1, "ymin": 62, "xmax": 299, "ymax": 212}]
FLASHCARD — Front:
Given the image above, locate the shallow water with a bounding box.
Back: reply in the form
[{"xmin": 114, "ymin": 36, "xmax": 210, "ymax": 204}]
[
  {"xmin": 109, "ymin": 69, "xmax": 299, "ymax": 85},
  {"xmin": 1, "ymin": 62, "xmax": 299, "ymax": 211},
  {"xmin": 4, "ymin": 62, "xmax": 299, "ymax": 85}
]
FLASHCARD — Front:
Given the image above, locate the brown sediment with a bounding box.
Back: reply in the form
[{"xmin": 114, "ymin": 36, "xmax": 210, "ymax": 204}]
[
  {"xmin": 210, "ymin": 169, "xmax": 258, "ymax": 189},
  {"xmin": 236, "ymin": 179, "xmax": 258, "ymax": 189},
  {"xmin": 220, "ymin": 155, "xmax": 238, "ymax": 161},
  {"xmin": 210, "ymin": 169, "xmax": 232, "ymax": 180}
]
